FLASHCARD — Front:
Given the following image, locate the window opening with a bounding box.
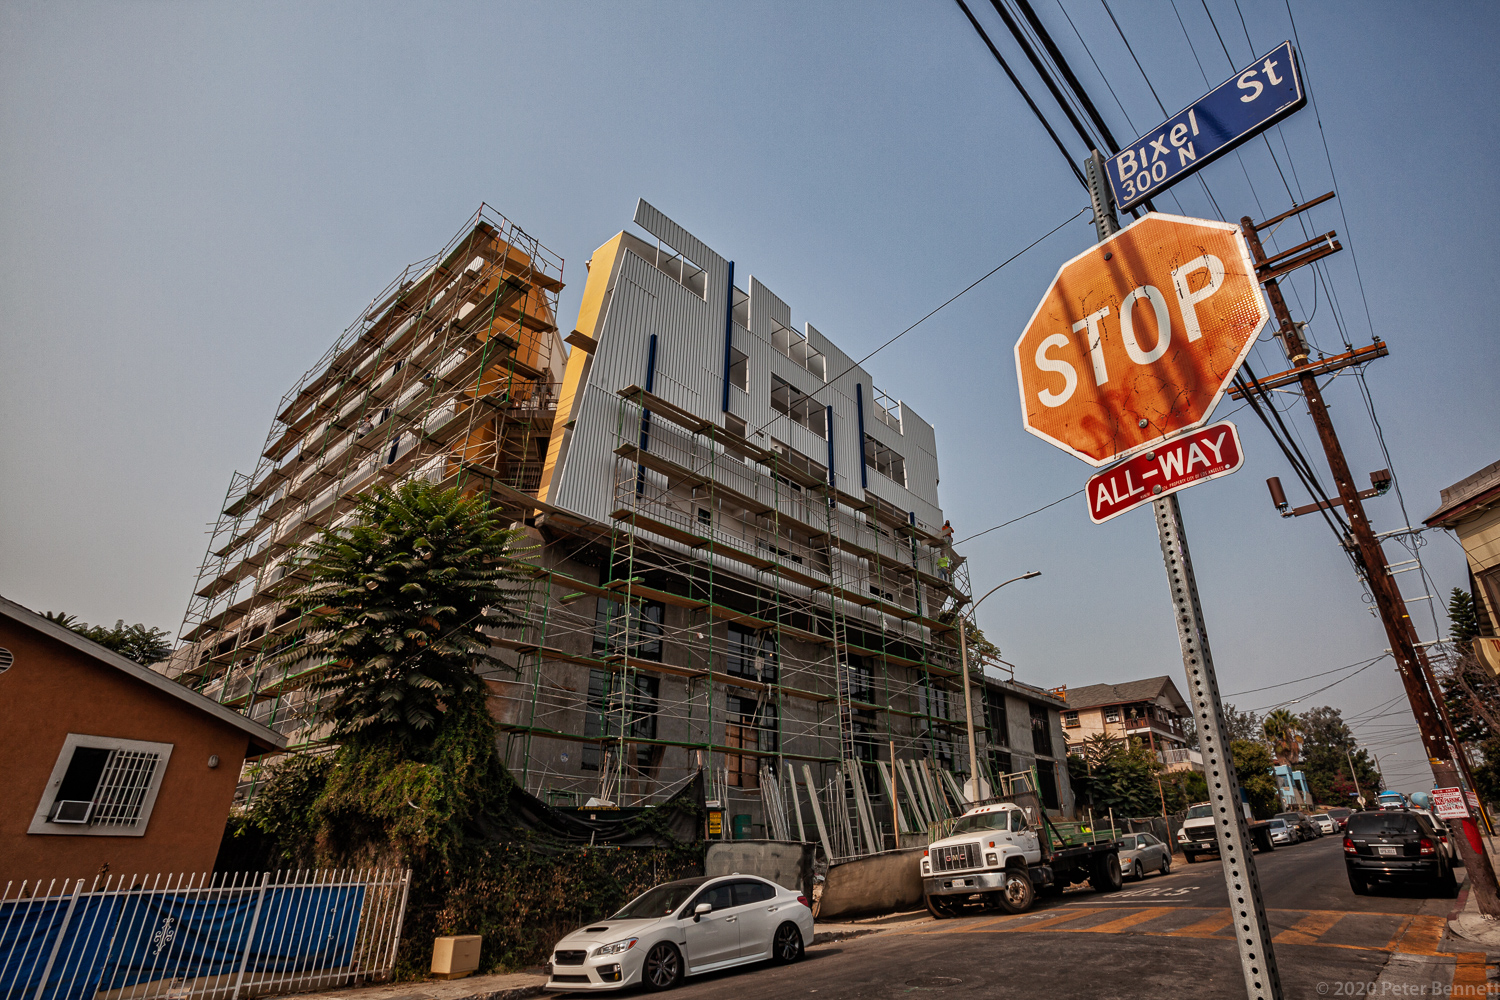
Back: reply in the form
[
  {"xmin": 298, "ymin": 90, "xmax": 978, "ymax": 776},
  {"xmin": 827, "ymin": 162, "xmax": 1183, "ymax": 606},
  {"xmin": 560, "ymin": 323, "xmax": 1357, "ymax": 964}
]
[
  {"xmin": 770, "ymin": 375, "xmax": 827, "ymax": 439},
  {"xmin": 863, "ymin": 435, "xmax": 907, "ymax": 487},
  {"xmin": 769, "ymin": 319, "xmax": 826, "ymax": 380}
]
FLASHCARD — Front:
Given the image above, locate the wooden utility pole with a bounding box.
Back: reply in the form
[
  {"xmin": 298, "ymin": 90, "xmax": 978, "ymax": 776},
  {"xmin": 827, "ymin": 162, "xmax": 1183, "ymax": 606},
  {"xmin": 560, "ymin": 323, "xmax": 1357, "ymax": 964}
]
[{"xmin": 1241, "ymin": 209, "xmax": 1500, "ymax": 915}]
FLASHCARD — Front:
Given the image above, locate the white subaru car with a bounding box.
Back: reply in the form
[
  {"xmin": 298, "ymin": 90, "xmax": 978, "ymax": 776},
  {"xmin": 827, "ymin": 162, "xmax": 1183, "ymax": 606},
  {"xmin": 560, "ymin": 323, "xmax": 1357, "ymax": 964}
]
[{"xmin": 546, "ymin": 874, "xmax": 813, "ymax": 991}]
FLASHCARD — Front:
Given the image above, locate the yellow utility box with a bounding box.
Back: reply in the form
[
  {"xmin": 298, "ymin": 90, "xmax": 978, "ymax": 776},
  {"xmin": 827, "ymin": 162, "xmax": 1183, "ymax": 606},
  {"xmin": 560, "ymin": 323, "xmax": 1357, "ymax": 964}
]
[{"xmin": 431, "ymin": 935, "xmax": 482, "ymax": 980}]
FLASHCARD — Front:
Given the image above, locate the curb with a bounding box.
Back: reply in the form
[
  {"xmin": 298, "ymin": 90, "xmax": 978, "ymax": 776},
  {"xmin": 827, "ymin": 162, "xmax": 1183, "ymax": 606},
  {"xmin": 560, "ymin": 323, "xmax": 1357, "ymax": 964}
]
[{"xmin": 812, "ymin": 928, "xmax": 879, "ymax": 946}]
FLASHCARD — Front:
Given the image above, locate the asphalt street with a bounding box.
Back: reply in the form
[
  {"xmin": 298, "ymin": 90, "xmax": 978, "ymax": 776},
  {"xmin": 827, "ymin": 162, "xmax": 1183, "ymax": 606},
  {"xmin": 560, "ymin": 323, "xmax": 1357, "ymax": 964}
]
[{"xmin": 625, "ymin": 838, "xmax": 1482, "ymax": 1000}]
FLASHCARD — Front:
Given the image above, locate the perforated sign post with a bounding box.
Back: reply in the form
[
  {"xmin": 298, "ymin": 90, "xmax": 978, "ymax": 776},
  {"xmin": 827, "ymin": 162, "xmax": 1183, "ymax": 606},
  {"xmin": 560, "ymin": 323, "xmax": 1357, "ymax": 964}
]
[{"xmin": 1013, "ymin": 154, "xmax": 1282, "ymax": 1000}]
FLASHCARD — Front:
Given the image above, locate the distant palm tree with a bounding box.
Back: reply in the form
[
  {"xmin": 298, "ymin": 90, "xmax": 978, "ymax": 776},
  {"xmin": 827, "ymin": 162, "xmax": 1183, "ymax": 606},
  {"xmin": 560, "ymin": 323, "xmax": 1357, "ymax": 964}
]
[{"xmin": 1262, "ymin": 708, "xmax": 1302, "ymax": 765}]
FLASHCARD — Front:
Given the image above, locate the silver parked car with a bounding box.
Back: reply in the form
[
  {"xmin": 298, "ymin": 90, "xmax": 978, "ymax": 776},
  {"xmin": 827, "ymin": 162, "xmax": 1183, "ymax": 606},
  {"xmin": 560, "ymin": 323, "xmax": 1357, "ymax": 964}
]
[
  {"xmin": 1266, "ymin": 818, "xmax": 1296, "ymax": 845},
  {"xmin": 547, "ymin": 874, "xmax": 814, "ymax": 992},
  {"xmin": 1117, "ymin": 832, "xmax": 1172, "ymax": 879}
]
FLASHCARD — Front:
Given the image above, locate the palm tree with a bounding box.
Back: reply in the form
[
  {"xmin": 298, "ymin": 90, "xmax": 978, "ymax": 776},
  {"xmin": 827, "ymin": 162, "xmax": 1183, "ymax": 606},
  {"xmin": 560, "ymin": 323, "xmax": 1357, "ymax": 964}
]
[
  {"xmin": 271, "ymin": 479, "xmax": 532, "ymax": 751},
  {"xmin": 1262, "ymin": 708, "xmax": 1302, "ymax": 766}
]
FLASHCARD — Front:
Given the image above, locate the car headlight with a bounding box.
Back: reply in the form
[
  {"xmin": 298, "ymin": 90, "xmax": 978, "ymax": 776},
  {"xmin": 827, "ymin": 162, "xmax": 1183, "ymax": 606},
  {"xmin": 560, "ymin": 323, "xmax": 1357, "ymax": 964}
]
[
  {"xmin": 1177, "ymin": 831, "xmax": 1188, "ymax": 842},
  {"xmin": 593, "ymin": 938, "xmax": 638, "ymax": 957},
  {"xmin": 921, "ymin": 860, "xmax": 931, "ymax": 874}
]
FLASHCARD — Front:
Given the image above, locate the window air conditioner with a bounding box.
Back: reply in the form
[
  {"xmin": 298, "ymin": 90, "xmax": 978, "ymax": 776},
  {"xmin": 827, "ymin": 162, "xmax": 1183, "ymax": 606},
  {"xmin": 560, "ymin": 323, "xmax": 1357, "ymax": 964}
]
[{"xmin": 50, "ymin": 800, "xmax": 93, "ymax": 824}]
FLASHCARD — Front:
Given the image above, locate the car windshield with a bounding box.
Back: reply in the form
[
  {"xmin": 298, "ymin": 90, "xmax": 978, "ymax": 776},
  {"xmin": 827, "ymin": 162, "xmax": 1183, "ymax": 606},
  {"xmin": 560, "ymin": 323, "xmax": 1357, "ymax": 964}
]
[
  {"xmin": 1275, "ymin": 813, "xmax": 1300, "ymax": 822},
  {"xmin": 1186, "ymin": 805, "xmax": 1212, "ymax": 819},
  {"xmin": 950, "ymin": 812, "xmax": 1010, "ymax": 835},
  {"xmin": 1311, "ymin": 814, "xmax": 1330, "ymax": 822},
  {"xmin": 1328, "ymin": 809, "xmax": 1352, "ymax": 818},
  {"xmin": 610, "ymin": 881, "xmax": 703, "ymax": 919},
  {"xmin": 1268, "ymin": 819, "xmax": 1286, "ymax": 829}
]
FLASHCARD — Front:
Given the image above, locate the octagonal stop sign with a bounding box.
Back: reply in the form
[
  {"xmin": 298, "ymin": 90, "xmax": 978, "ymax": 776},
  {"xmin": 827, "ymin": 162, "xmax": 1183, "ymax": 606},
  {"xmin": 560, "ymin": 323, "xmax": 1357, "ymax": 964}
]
[{"xmin": 1014, "ymin": 213, "xmax": 1269, "ymax": 466}]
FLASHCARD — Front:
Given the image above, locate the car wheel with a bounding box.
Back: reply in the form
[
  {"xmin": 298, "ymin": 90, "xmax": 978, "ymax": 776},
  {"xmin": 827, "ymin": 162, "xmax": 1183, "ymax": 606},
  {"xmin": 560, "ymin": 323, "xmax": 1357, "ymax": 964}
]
[
  {"xmin": 1090, "ymin": 853, "xmax": 1123, "ymax": 893},
  {"xmin": 1159, "ymin": 854, "xmax": 1171, "ymax": 876},
  {"xmin": 996, "ymin": 870, "xmax": 1036, "ymax": 914},
  {"xmin": 642, "ymin": 941, "xmax": 683, "ymax": 991},
  {"xmin": 773, "ymin": 922, "xmax": 804, "ymax": 963},
  {"xmin": 1132, "ymin": 861, "xmax": 1144, "ymax": 881},
  {"xmin": 1348, "ymin": 872, "xmax": 1370, "ymax": 896},
  {"xmin": 925, "ymin": 893, "xmax": 961, "ymax": 919}
]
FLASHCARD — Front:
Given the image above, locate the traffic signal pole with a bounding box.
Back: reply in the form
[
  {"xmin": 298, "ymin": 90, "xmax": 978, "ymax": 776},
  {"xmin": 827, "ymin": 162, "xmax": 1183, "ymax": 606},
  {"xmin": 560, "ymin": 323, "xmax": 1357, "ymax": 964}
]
[
  {"xmin": 1240, "ymin": 213, "xmax": 1500, "ymax": 915},
  {"xmin": 1087, "ymin": 153, "xmax": 1284, "ymax": 1000}
]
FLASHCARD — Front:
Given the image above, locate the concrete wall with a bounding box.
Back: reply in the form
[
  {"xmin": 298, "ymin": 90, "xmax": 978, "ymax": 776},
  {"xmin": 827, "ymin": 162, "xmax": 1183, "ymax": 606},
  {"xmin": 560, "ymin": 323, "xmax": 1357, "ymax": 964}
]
[
  {"xmin": 705, "ymin": 840, "xmax": 822, "ymax": 901},
  {"xmin": 0, "ymin": 619, "xmax": 253, "ymax": 883},
  {"xmin": 815, "ymin": 848, "xmax": 925, "ymax": 920}
]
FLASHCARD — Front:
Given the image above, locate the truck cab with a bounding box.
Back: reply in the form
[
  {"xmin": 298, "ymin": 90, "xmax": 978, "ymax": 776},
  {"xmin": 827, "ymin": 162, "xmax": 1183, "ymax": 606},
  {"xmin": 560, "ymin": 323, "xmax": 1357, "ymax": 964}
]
[
  {"xmin": 921, "ymin": 802, "xmax": 1122, "ymax": 917},
  {"xmin": 1178, "ymin": 794, "xmax": 1276, "ymax": 861}
]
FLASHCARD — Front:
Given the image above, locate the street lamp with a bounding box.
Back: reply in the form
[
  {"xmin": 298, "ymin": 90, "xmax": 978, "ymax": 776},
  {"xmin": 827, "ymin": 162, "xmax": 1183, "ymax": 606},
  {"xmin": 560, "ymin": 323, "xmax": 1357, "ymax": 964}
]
[
  {"xmin": 1374, "ymin": 752, "xmax": 1397, "ymax": 791},
  {"xmin": 959, "ymin": 571, "xmax": 1042, "ymax": 800}
]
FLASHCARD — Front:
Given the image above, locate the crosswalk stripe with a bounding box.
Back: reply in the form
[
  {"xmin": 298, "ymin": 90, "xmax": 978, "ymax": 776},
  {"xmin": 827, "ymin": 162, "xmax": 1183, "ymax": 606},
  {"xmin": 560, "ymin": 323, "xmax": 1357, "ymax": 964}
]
[
  {"xmin": 1386, "ymin": 915, "xmax": 1447, "ymax": 956},
  {"xmin": 1061, "ymin": 907, "xmax": 1172, "ymax": 935},
  {"xmin": 1273, "ymin": 910, "xmax": 1346, "ymax": 946},
  {"xmin": 1165, "ymin": 912, "xmax": 1235, "ymax": 938}
]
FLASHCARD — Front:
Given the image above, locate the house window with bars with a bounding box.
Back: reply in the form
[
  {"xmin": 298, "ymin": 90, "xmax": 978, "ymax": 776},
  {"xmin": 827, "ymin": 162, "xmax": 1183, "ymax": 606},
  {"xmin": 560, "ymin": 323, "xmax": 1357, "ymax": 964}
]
[{"xmin": 30, "ymin": 735, "xmax": 174, "ymax": 837}]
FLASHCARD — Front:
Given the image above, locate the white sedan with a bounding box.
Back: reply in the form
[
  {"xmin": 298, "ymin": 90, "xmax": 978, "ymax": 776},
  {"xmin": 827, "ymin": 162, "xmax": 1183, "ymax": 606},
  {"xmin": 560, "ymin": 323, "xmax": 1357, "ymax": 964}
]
[{"xmin": 546, "ymin": 874, "xmax": 814, "ymax": 991}]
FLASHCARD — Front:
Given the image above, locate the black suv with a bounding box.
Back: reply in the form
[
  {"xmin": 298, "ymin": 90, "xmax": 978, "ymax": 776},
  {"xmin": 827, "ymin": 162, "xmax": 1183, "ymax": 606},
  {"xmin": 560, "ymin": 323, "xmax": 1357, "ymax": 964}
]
[{"xmin": 1343, "ymin": 810, "xmax": 1459, "ymax": 896}]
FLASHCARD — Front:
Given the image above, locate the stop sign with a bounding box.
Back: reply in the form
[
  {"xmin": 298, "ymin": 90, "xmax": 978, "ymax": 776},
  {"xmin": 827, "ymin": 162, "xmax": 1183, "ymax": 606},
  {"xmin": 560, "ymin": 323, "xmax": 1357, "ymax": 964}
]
[{"xmin": 1013, "ymin": 213, "xmax": 1269, "ymax": 466}]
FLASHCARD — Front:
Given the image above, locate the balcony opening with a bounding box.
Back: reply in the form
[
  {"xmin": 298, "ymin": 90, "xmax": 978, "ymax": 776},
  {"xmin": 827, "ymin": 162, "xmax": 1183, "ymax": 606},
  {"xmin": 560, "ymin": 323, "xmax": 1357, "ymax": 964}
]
[
  {"xmin": 771, "ymin": 375, "xmax": 827, "ymax": 439},
  {"xmin": 863, "ymin": 434, "xmax": 907, "ymax": 488},
  {"xmin": 770, "ymin": 319, "xmax": 826, "ymax": 381}
]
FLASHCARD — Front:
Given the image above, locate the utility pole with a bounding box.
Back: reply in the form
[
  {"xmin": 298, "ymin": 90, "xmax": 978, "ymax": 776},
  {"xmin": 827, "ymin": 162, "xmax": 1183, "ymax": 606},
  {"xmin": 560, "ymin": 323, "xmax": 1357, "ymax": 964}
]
[
  {"xmin": 1241, "ymin": 210, "xmax": 1500, "ymax": 915},
  {"xmin": 958, "ymin": 572, "xmax": 1041, "ymax": 801},
  {"xmin": 1088, "ymin": 152, "xmax": 1283, "ymax": 1000},
  {"xmin": 1344, "ymin": 747, "xmax": 1364, "ymax": 808}
]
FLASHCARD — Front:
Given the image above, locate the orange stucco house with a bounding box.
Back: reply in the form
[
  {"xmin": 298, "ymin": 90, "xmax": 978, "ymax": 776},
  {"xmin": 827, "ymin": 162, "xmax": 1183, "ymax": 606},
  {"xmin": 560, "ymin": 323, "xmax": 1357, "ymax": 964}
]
[{"xmin": 0, "ymin": 596, "xmax": 285, "ymax": 884}]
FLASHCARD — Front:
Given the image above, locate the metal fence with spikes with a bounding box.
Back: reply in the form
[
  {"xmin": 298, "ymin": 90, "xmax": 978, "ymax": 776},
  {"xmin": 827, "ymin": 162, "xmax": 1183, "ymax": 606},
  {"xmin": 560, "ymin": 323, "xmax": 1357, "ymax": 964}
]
[{"xmin": 0, "ymin": 869, "xmax": 410, "ymax": 1000}]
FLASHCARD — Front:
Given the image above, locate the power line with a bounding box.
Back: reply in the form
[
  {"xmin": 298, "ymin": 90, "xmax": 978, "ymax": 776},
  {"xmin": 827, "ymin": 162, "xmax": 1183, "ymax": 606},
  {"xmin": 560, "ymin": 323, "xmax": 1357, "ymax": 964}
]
[
  {"xmin": 954, "ymin": 0, "xmax": 1089, "ymax": 187},
  {"xmin": 1223, "ymin": 653, "xmax": 1388, "ymax": 697},
  {"xmin": 952, "ymin": 488, "xmax": 1085, "ymax": 546},
  {"xmin": 745, "ymin": 205, "xmax": 1090, "ymax": 440}
]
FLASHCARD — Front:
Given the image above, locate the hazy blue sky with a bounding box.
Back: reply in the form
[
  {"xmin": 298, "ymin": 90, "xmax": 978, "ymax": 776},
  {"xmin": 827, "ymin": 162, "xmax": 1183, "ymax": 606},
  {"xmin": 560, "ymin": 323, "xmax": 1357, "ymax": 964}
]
[{"xmin": 3, "ymin": 1, "xmax": 1495, "ymax": 793}]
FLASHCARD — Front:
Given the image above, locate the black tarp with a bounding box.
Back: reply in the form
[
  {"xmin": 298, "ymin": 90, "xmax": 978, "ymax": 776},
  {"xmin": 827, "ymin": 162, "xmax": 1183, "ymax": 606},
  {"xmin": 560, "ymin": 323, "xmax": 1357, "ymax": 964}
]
[{"xmin": 472, "ymin": 771, "xmax": 704, "ymax": 849}]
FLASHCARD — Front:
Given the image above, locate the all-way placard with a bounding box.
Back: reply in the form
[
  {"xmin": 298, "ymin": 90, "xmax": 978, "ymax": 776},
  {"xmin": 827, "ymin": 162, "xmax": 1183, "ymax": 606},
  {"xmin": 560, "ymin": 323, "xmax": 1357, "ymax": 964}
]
[{"xmin": 1087, "ymin": 420, "xmax": 1245, "ymax": 524}]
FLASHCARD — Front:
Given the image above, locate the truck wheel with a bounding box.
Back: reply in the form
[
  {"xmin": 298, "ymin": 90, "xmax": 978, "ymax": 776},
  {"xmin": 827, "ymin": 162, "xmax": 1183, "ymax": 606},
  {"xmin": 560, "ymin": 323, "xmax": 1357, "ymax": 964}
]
[
  {"xmin": 996, "ymin": 869, "xmax": 1035, "ymax": 914},
  {"xmin": 1183, "ymin": 851, "xmax": 1197, "ymax": 864},
  {"xmin": 1090, "ymin": 853, "xmax": 1123, "ymax": 894},
  {"xmin": 1255, "ymin": 828, "xmax": 1276, "ymax": 853},
  {"xmin": 925, "ymin": 894, "xmax": 960, "ymax": 920}
]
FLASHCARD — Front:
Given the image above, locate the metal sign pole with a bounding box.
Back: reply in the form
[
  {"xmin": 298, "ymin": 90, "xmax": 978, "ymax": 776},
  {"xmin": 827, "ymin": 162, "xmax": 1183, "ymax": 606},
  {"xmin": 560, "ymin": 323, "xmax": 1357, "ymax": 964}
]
[{"xmin": 1087, "ymin": 151, "xmax": 1282, "ymax": 1000}]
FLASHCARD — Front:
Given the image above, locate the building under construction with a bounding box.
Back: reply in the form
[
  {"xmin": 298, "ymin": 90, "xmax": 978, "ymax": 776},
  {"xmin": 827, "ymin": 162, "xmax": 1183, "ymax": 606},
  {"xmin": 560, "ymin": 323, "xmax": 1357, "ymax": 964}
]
[{"xmin": 169, "ymin": 201, "xmax": 1073, "ymax": 855}]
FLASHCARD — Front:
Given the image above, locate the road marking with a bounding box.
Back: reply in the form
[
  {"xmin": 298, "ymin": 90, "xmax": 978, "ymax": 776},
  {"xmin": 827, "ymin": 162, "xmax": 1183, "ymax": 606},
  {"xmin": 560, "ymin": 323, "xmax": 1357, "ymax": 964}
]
[
  {"xmin": 1385, "ymin": 914, "xmax": 1448, "ymax": 956},
  {"xmin": 1165, "ymin": 911, "xmax": 1234, "ymax": 938},
  {"xmin": 1003, "ymin": 909, "xmax": 1099, "ymax": 933},
  {"xmin": 1061, "ymin": 907, "xmax": 1173, "ymax": 935},
  {"xmin": 1273, "ymin": 909, "xmax": 1346, "ymax": 946},
  {"xmin": 1451, "ymin": 951, "xmax": 1490, "ymax": 992}
]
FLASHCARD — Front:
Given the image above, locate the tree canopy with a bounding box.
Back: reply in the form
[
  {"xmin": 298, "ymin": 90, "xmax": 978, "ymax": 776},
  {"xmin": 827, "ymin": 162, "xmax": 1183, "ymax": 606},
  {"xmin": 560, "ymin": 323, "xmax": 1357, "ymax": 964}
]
[
  {"xmin": 1262, "ymin": 708, "xmax": 1302, "ymax": 765},
  {"xmin": 44, "ymin": 612, "xmax": 173, "ymax": 666},
  {"xmin": 273, "ymin": 479, "xmax": 532, "ymax": 752}
]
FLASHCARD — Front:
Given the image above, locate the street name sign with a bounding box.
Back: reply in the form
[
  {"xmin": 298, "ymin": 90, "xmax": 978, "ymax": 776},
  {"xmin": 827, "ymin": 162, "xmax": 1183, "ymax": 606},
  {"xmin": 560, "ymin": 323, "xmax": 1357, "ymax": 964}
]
[
  {"xmin": 1014, "ymin": 212, "xmax": 1269, "ymax": 467},
  {"xmin": 1106, "ymin": 41, "xmax": 1304, "ymax": 212},
  {"xmin": 1086, "ymin": 420, "xmax": 1244, "ymax": 523},
  {"xmin": 1431, "ymin": 787, "xmax": 1469, "ymax": 819}
]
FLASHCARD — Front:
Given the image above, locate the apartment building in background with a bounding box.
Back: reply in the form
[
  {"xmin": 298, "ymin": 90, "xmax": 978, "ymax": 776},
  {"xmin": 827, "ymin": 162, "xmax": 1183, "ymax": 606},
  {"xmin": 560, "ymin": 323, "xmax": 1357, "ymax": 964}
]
[
  {"xmin": 1059, "ymin": 675, "xmax": 1197, "ymax": 771},
  {"xmin": 166, "ymin": 201, "xmax": 1074, "ymax": 853},
  {"xmin": 1426, "ymin": 458, "xmax": 1500, "ymax": 674}
]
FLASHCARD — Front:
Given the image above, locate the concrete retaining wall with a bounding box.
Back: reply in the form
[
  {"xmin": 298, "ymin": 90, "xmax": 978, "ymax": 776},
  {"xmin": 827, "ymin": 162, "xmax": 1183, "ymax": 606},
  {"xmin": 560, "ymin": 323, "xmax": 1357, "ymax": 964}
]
[
  {"xmin": 705, "ymin": 840, "xmax": 822, "ymax": 900},
  {"xmin": 815, "ymin": 848, "xmax": 925, "ymax": 920}
]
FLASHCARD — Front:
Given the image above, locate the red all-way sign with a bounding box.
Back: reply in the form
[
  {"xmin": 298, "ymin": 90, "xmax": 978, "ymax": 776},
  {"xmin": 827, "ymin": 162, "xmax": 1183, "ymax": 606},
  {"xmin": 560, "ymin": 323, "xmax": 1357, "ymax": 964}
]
[{"xmin": 1087, "ymin": 420, "xmax": 1245, "ymax": 523}]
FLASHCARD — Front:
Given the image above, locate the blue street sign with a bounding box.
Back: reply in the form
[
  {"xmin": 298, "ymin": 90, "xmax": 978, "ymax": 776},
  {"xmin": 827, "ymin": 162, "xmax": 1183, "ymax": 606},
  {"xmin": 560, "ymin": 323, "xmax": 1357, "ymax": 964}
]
[{"xmin": 1106, "ymin": 41, "xmax": 1305, "ymax": 211}]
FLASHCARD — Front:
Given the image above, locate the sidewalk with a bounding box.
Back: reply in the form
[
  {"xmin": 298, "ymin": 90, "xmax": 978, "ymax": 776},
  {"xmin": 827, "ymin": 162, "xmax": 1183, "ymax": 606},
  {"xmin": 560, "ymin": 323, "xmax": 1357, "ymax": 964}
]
[{"xmin": 263, "ymin": 912, "xmax": 933, "ymax": 1000}]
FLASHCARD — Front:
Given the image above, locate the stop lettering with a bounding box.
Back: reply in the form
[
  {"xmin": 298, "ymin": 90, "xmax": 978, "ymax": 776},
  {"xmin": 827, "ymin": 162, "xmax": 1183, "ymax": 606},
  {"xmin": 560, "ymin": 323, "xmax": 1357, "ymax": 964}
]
[{"xmin": 1013, "ymin": 213, "xmax": 1269, "ymax": 466}]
